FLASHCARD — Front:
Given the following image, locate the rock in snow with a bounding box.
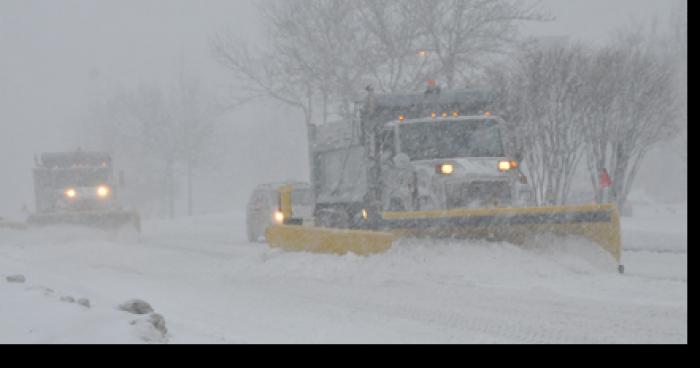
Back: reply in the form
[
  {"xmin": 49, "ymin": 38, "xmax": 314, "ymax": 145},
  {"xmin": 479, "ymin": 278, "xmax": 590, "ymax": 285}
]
[
  {"xmin": 148, "ymin": 313, "xmax": 167, "ymax": 335},
  {"xmin": 60, "ymin": 296, "xmax": 75, "ymax": 303},
  {"xmin": 77, "ymin": 298, "xmax": 91, "ymax": 308},
  {"xmin": 129, "ymin": 313, "xmax": 168, "ymax": 342},
  {"xmin": 6, "ymin": 274, "xmax": 26, "ymax": 283},
  {"xmin": 118, "ymin": 299, "xmax": 154, "ymax": 315}
]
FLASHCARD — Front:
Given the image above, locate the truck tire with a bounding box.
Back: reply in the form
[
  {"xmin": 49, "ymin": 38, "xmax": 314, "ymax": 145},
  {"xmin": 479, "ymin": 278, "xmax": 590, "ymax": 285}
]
[
  {"xmin": 388, "ymin": 197, "xmax": 406, "ymax": 212},
  {"xmin": 316, "ymin": 208, "xmax": 351, "ymax": 229}
]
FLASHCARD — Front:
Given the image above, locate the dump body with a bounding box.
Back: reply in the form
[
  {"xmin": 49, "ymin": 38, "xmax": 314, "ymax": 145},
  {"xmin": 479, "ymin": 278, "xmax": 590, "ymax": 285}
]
[{"xmin": 27, "ymin": 150, "xmax": 140, "ymax": 231}]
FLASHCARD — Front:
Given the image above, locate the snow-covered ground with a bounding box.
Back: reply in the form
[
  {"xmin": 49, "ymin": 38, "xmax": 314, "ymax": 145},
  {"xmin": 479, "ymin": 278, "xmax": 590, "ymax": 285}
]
[{"xmin": 0, "ymin": 202, "xmax": 686, "ymax": 343}]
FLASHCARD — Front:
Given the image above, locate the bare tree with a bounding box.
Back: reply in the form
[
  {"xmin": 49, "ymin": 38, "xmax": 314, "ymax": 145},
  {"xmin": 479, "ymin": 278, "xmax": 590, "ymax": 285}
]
[
  {"xmin": 668, "ymin": 0, "xmax": 687, "ymax": 164},
  {"xmin": 171, "ymin": 71, "xmax": 220, "ymax": 216},
  {"xmin": 211, "ymin": 0, "xmax": 549, "ymax": 120},
  {"xmin": 414, "ymin": 0, "xmax": 550, "ymax": 89},
  {"xmin": 212, "ymin": 0, "xmax": 370, "ymax": 125},
  {"xmin": 355, "ymin": 0, "xmax": 431, "ymax": 93},
  {"xmin": 211, "ymin": 34, "xmax": 317, "ymax": 124},
  {"xmin": 212, "ymin": 0, "xmax": 378, "ymax": 199},
  {"xmin": 489, "ymin": 41, "xmax": 589, "ymax": 206},
  {"xmin": 84, "ymin": 83, "xmax": 178, "ymax": 218},
  {"xmin": 581, "ymin": 32, "xmax": 680, "ymax": 209},
  {"xmin": 83, "ymin": 74, "xmax": 220, "ymax": 219}
]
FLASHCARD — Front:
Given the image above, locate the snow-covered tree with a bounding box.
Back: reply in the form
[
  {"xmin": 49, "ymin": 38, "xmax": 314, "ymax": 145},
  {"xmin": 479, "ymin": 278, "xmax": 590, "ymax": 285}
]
[
  {"xmin": 212, "ymin": 0, "xmax": 365, "ymax": 126},
  {"xmin": 580, "ymin": 32, "xmax": 680, "ymax": 209},
  {"xmin": 489, "ymin": 41, "xmax": 589, "ymax": 206},
  {"xmin": 489, "ymin": 30, "xmax": 680, "ymax": 209},
  {"xmin": 412, "ymin": 0, "xmax": 549, "ymax": 89},
  {"xmin": 211, "ymin": 0, "xmax": 548, "ymax": 123},
  {"xmin": 171, "ymin": 71, "xmax": 221, "ymax": 217},
  {"xmin": 83, "ymin": 74, "xmax": 219, "ymax": 219}
]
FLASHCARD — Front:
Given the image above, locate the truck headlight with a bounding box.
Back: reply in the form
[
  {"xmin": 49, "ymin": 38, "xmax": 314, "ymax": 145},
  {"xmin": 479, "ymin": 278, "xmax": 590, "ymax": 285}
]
[
  {"xmin": 65, "ymin": 188, "xmax": 77, "ymax": 199},
  {"xmin": 437, "ymin": 164, "xmax": 455, "ymax": 175},
  {"xmin": 96, "ymin": 185, "xmax": 111, "ymax": 198},
  {"xmin": 498, "ymin": 160, "xmax": 518, "ymax": 172}
]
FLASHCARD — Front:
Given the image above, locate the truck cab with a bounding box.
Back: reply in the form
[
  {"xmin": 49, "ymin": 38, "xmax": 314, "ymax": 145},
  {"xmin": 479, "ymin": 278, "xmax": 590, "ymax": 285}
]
[
  {"xmin": 377, "ymin": 115, "xmax": 532, "ymax": 212},
  {"xmin": 27, "ymin": 150, "xmax": 140, "ymax": 231},
  {"xmin": 32, "ymin": 151, "xmax": 121, "ymax": 214},
  {"xmin": 309, "ymin": 87, "xmax": 534, "ymax": 228}
]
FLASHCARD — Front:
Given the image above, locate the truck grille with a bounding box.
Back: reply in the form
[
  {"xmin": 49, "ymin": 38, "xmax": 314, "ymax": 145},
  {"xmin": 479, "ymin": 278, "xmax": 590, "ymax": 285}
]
[{"xmin": 445, "ymin": 181, "xmax": 511, "ymax": 209}]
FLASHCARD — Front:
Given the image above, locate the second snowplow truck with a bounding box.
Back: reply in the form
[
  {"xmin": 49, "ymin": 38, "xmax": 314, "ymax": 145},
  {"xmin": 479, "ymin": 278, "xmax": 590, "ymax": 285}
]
[
  {"xmin": 26, "ymin": 150, "xmax": 140, "ymax": 232},
  {"xmin": 266, "ymin": 86, "xmax": 622, "ymax": 270}
]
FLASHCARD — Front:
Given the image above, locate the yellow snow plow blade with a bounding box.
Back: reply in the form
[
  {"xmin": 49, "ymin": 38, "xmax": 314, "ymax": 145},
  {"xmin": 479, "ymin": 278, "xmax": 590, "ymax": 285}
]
[
  {"xmin": 266, "ymin": 180, "xmax": 620, "ymax": 263},
  {"xmin": 383, "ymin": 204, "xmax": 621, "ymax": 262},
  {"xmin": 266, "ymin": 225, "xmax": 394, "ymax": 256},
  {"xmin": 265, "ymin": 204, "xmax": 621, "ymax": 263}
]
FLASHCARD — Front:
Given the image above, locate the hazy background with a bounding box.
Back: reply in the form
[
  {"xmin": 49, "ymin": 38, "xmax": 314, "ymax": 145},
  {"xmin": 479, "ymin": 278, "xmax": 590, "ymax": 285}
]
[{"xmin": 0, "ymin": 0, "xmax": 686, "ymax": 218}]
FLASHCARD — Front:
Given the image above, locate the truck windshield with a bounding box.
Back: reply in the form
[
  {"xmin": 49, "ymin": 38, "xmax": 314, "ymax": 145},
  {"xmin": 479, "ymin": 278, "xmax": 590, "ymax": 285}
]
[{"xmin": 398, "ymin": 119, "xmax": 504, "ymax": 160}]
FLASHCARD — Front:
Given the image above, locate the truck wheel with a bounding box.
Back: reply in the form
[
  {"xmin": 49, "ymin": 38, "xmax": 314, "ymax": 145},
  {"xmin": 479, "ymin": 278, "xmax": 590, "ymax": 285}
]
[
  {"xmin": 388, "ymin": 197, "xmax": 406, "ymax": 212},
  {"xmin": 317, "ymin": 208, "xmax": 351, "ymax": 229}
]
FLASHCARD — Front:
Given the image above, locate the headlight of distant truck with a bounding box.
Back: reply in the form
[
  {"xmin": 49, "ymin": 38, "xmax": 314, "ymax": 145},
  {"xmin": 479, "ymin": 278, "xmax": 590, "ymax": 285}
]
[
  {"xmin": 65, "ymin": 188, "xmax": 77, "ymax": 199},
  {"xmin": 96, "ymin": 185, "xmax": 111, "ymax": 198}
]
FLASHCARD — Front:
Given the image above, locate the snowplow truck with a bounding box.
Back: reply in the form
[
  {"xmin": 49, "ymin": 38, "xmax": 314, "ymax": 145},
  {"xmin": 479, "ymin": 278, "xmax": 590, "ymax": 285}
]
[
  {"xmin": 266, "ymin": 87, "xmax": 622, "ymax": 270},
  {"xmin": 26, "ymin": 150, "xmax": 140, "ymax": 232}
]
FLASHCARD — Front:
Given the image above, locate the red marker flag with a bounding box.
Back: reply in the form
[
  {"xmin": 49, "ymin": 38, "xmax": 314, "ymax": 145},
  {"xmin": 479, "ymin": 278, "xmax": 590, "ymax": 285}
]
[{"xmin": 599, "ymin": 168, "xmax": 612, "ymax": 189}]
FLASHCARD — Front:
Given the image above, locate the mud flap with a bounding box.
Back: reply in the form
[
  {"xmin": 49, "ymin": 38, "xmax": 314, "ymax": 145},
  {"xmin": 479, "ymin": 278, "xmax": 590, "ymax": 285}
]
[
  {"xmin": 265, "ymin": 225, "xmax": 394, "ymax": 256},
  {"xmin": 382, "ymin": 204, "xmax": 622, "ymax": 263}
]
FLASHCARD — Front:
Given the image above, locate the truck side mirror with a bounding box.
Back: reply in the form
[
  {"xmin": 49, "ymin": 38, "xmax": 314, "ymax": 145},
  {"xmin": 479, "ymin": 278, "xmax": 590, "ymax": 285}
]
[{"xmin": 119, "ymin": 171, "xmax": 126, "ymax": 188}]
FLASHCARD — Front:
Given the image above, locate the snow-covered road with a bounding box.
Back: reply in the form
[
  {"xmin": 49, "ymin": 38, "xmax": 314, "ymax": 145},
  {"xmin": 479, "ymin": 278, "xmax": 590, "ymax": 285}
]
[{"xmin": 0, "ymin": 204, "xmax": 687, "ymax": 343}]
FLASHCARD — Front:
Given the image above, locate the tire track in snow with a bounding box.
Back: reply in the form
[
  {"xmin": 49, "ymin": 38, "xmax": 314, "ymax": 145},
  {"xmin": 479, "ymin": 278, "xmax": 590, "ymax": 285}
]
[{"xmin": 266, "ymin": 277, "xmax": 686, "ymax": 344}]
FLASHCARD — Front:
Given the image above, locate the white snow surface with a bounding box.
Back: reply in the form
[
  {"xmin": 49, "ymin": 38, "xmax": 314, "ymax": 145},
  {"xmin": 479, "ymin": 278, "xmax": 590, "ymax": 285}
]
[{"xmin": 0, "ymin": 203, "xmax": 687, "ymax": 344}]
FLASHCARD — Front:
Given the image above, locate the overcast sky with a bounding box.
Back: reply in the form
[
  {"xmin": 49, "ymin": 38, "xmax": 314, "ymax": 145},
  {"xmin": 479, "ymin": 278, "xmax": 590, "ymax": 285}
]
[{"xmin": 0, "ymin": 0, "xmax": 685, "ymax": 217}]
